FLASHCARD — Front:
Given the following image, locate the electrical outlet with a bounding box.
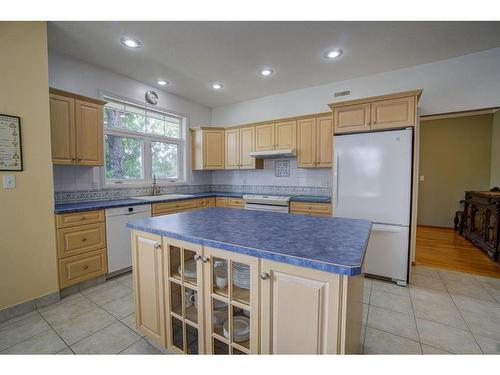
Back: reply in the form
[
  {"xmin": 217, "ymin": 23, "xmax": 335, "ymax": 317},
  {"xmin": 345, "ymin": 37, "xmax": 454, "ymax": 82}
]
[
  {"xmin": 420, "ymin": 175, "xmax": 425, "ymax": 182},
  {"xmin": 3, "ymin": 175, "xmax": 16, "ymax": 189}
]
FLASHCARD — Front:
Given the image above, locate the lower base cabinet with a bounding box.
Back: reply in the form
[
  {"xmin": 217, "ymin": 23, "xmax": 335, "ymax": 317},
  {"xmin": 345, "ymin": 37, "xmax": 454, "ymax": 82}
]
[
  {"xmin": 131, "ymin": 230, "xmax": 363, "ymax": 354},
  {"xmin": 260, "ymin": 259, "xmax": 363, "ymax": 354},
  {"xmin": 131, "ymin": 231, "xmax": 166, "ymax": 347}
]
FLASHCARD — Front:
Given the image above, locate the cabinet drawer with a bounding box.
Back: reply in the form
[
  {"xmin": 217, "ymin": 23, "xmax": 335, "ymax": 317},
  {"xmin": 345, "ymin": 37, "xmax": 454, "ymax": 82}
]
[
  {"xmin": 227, "ymin": 198, "xmax": 245, "ymax": 209},
  {"xmin": 56, "ymin": 209, "xmax": 104, "ymax": 228},
  {"xmin": 152, "ymin": 199, "xmax": 196, "ymax": 216},
  {"xmin": 290, "ymin": 202, "xmax": 332, "ymax": 217},
  {"xmin": 57, "ymin": 222, "xmax": 106, "ymax": 259},
  {"xmin": 58, "ymin": 248, "xmax": 107, "ymax": 289},
  {"xmin": 215, "ymin": 197, "xmax": 228, "ymax": 207}
]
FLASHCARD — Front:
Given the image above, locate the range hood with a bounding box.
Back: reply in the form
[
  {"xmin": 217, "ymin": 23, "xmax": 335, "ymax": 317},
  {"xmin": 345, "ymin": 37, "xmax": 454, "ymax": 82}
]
[{"xmin": 249, "ymin": 149, "xmax": 296, "ymax": 159}]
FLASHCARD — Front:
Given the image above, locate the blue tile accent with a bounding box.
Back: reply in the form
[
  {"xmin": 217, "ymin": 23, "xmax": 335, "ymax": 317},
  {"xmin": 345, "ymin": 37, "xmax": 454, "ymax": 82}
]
[
  {"xmin": 127, "ymin": 208, "xmax": 371, "ymax": 276},
  {"xmin": 54, "ymin": 192, "xmax": 331, "ymax": 213}
]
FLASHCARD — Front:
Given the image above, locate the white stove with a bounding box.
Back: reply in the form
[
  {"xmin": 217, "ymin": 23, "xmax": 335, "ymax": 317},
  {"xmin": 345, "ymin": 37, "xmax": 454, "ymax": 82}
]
[{"xmin": 242, "ymin": 194, "xmax": 291, "ymax": 213}]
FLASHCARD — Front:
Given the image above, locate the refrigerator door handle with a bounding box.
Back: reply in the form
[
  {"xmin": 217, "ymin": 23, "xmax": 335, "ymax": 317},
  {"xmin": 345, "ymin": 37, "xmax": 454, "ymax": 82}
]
[{"xmin": 334, "ymin": 152, "xmax": 340, "ymax": 209}]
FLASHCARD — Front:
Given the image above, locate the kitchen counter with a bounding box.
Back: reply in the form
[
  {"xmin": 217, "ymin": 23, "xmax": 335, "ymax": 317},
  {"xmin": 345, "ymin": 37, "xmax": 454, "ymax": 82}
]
[
  {"xmin": 54, "ymin": 192, "xmax": 331, "ymax": 214},
  {"xmin": 127, "ymin": 207, "xmax": 371, "ymax": 276}
]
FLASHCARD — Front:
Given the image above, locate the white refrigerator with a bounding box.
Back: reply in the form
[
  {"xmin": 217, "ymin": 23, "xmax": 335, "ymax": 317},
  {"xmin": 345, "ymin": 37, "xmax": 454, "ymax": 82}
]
[{"xmin": 333, "ymin": 129, "xmax": 413, "ymax": 285}]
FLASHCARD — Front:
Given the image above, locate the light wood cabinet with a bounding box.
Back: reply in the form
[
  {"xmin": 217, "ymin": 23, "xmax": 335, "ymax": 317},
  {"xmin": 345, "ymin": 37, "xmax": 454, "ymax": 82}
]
[
  {"xmin": 316, "ymin": 116, "xmax": 333, "ymax": 167},
  {"xmin": 260, "ymin": 259, "xmax": 363, "ymax": 354},
  {"xmin": 75, "ymin": 100, "xmax": 104, "ymax": 166},
  {"xmin": 164, "ymin": 237, "xmax": 205, "ymax": 354},
  {"xmin": 225, "ymin": 128, "xmax": 239, "ymax": 169},
  {"xmin": 132, "ymin": 230, "xmax": 363, "ymax": 354},
  {"xmin": 191, "ymin": 127, "xmax": 225, "ymax": 170},
  {"xmin": 58, "ymin": 249, "xmax": 107, "ymax": 289},
  {"xmin": 333, "ymin": 104, "xmax": 371, "ymax": 134},
  {"xmin": 49, "ymin": 88, "xmax": 105, "ymax": 166},
  {"xmin": 50, "ymin": 94, "xmax": 76, "ymax": 164},
  {"xmin": 275, "ymin": 120, "xmax": 297, "ymax": 149},
  {"xmin": 240, "ymin": 127, "xmax": 261, "ymax": 169},
  {"xmin": 297, "ymin": 116, "xmax": 332, "ymax": 168},
  {"xmin": 371, "ymin": 96, "xmax": 415, "ymax": 130},
  {"xmin": 55, "ymin": 209, "xmax": 107, "ymax": 289},
  {"xmin": 203, "ymin": 246, "xmax": 259, "ymax": 354},
  {"xmin": 290, "ymin": 202, "xmax": 332, "ymax": 217},
  {"xmin": 330, "ymin": 90, "xmax": 421, "ymax": 135},
  {"xmin": 225, "ymin": 127, "xmax": 263, "ymax": 170},
  {"xmin": 215, "ymin": 197, "xmax": 244, "ymax": 209},
  {"xmin": 131, "ymin": 231, "xmax": 166, "ymax": 347},
  {"xmin": 255, "ymin": 121, "xmax": 297, "ymax": 151},
  {"xmin": 255, "ymin": 123, "xmax": 275, "ymax": 151}
]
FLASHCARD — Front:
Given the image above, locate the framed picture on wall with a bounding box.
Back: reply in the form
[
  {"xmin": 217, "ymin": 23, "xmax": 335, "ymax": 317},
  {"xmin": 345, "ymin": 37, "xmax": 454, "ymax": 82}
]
[{"xmin": 0, "ymin": 114, "xmax": 23, "ymax": 171}]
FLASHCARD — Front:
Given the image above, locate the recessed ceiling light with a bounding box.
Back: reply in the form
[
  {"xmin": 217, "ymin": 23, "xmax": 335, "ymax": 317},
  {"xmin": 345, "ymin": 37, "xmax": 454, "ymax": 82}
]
[
  {"xmin": 211, "ymin": 82, "xmax": 223, "ymax": 90},
  {"xmin": 259, "ymin": 68, "xmax": 274, "ymax": 77},
  {"xmin": 120, "ymin": 37, "xmax": 142, "ymax": 49},
  {"xmin": 157, "ymin": 80, "xmax": 168, "ymax": 86},
  {"xmin": 324, "ymin": 48, "xmax": 343, "ymax": 59}
]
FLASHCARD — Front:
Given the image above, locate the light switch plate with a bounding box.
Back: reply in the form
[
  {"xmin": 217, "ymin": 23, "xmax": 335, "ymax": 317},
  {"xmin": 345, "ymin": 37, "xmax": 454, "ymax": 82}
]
[
  {"xmin": 3, "ymin": 175, "xmax": 16, "ymax": 189},
  {"xmin": 419, "ymin": 175, "xmax": 425, "ymax": 182}
]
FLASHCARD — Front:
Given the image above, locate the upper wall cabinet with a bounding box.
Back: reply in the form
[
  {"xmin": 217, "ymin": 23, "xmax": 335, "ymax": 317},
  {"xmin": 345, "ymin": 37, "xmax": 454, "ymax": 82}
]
[
  {"xmin": 225, "ymin": 126, "xmax": 263, "ymax": 170},
  {"xmin": 255, "ymin": 121, "xmax": 297, "ymax": 151},
  {"xmin": 191, "ymin": 127, "xmax": 225, "ymax": 170},
  {"xmin": 330, "ymin": 90, "xmax": 422, "ymax": 135},
  {"xmin": 49, "ymin": 88, "xmax": 106, "ymax": 166},
  {"xmin": 297, "ymin": 115, "xmax": 333, "ymax": 168}
]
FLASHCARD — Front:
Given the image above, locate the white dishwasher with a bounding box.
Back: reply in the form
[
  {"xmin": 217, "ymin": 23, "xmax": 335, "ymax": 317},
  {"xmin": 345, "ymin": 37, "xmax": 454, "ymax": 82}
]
[{"xmin": 105, "ymin": 204, "xmax": 151, "ymax": 276}]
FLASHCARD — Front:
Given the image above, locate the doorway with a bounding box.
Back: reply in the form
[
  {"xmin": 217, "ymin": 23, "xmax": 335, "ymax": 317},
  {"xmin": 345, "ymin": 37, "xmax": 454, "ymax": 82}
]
[{"xmin": 415, "ymin": 109, "xmax": 500, "ymax": 278}]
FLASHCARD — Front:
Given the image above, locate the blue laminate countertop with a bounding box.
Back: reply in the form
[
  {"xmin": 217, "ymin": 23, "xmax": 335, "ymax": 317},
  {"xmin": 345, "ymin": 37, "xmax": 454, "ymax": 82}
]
[
  {"xmin": 54, "ymin": 192, "xmax": 331, "ymax": 214},
  {"xmin": 127, "ymin": 207, "xmax": 370, "ymax": 276}
]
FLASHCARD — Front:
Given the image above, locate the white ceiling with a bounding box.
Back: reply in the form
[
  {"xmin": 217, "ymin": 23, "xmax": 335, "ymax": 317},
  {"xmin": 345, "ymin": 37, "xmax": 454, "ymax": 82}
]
[{"xmin": 47, "ymin": 21, "xmax": 500, "ymax": 108}]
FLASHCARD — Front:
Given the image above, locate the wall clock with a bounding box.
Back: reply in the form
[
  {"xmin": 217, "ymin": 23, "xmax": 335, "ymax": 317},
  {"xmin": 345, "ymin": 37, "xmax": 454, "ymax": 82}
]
[{"xmin": 145, "ymin": 90, "xmax": 159, "ymax": 105}]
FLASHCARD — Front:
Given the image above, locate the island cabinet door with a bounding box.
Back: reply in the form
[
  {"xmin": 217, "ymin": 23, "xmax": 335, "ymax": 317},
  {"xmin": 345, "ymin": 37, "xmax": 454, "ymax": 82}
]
[
  {"xmin": 131, "ymin": 231, "xmax": 166, "ymax": 347},
  {"xmin": 203, "ymin": 246, "xmax": 259, "ymax": 354},
  {"xmin": 163, "ymin": 237, "xmax": 205, "ymax": 354},
  {"xmin": 260, "ymin": 259, "xmax": 342, "ymax": 354}
]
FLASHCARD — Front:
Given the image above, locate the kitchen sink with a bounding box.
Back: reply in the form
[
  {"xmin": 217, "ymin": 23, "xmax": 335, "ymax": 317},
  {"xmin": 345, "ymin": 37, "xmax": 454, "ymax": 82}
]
[{"xmin": 131, "ymin": 194, "xmax": 194, "ymax": 201}]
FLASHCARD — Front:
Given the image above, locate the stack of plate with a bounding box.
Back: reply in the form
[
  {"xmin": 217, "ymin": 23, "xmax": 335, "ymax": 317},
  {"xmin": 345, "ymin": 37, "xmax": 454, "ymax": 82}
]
[
  {"xmin": 223, "ymin": 316, "xmax": 250, "ymax": 343},
  {"xmin": 232, "ymin": 262, "xmax": 250, "ymax": 290},
  {"xmin": 179, "ymin": 260, "xmax": 197, "ymax": 279}
]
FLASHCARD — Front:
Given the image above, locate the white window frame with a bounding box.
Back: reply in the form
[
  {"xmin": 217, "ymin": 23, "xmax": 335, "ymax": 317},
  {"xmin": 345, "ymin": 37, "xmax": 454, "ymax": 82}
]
[{"xmin": 100, "ymin": 92, "xmax": 188, "ymax": 187}]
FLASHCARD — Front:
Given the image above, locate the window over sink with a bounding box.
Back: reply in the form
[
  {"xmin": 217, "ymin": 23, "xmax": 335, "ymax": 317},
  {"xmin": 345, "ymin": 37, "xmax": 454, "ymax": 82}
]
[{"xmin": 103, "ymin": 95, "xmax": 186, "ymax": 185}]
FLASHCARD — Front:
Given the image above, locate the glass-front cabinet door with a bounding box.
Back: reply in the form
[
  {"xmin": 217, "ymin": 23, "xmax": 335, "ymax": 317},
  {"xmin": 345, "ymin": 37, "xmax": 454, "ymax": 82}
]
[
  {"xmin": 164, "ymin": 238, "xmax": 205, "ymax": 354},
  {"xmin": 203, "ymin": 246, "xmax": 259, "ymax": 354}
]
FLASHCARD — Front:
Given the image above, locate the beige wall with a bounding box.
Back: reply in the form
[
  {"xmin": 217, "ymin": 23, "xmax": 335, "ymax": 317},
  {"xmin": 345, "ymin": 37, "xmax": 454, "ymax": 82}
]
[
  {"xmin": 0, "ymin": 22, "xmax": 58, "ymax": 309},
  {"xmin": 491, "ymin": 110, "xmax": 500, "ymax": 188},
  {"xmin": 418, "ymin": 114, "xmax": 493, "ymax": 228}
]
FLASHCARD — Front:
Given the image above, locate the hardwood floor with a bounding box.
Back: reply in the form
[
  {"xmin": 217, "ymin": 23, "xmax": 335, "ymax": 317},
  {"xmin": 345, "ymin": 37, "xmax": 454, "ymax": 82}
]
[{"xmin": 415, "ymin": 225, "xmax": 500, "ymax": 279}]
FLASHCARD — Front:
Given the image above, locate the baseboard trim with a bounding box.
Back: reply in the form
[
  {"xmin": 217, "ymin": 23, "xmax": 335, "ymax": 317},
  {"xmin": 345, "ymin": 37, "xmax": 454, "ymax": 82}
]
[
  {"xmin": 0, "ymin": 274, "xmax": 108, "ymax": 324},
  {"xmin": 0, "ymin": 291, "xmax": 60, "ymax": 324}
]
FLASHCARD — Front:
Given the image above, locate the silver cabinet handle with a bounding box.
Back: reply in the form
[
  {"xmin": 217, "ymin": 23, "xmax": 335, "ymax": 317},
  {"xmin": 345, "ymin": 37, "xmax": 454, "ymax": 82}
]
[
  {"xmin": 201, "ymin": 256, "xmax": 209, "ymax": 263},
  {"xmin": 194, "ymin": 254, "xmax": 201, "ymax": 261},
  {"xmin": 260, "ymin": 272, "xmax": 269, "ymax": 280},
  {"xmin": 154, "ymin": 243, "xmax": 161, "ymax": 250}
]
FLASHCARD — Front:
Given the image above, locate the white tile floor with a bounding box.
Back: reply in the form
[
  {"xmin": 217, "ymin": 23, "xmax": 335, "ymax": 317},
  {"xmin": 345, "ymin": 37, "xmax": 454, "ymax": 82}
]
[
  {"xmin": 1, "ymin": 266, "xmax": 499, "ymax": 354},
  {"xmin": 0, "ymin": 273, "xmax": 162, "ymax": 354},
  {"xmin": 362, "ymin": 265, "xmax": 500, "ymax": 354}
]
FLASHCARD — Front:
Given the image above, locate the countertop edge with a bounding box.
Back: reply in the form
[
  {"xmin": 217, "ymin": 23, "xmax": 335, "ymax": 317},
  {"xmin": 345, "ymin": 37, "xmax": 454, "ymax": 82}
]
[
  {"xmin": 54, "ymin": 192, "xmax": 332, "ymax": 214},
  {"xmin": 126, "ymin": 221, "xmax": 362, "ymax": 276}
]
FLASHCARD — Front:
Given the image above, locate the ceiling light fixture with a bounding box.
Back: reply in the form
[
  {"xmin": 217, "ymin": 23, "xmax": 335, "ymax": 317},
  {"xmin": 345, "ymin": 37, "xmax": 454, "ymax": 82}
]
[
  {"xmin": 120, "ymin": 37, "xmax": 142, "ymax": 49},
  {"xmin": 211, "ymin": 82, "xmax": 223, "ymax": 90},
  {"xmin": 324, "ymin": 48, "xmax": 343, "ymax": 59},
  {"xmin": 157, "ymin": 80, "xmax": 168, "ymax": 86},
  {"xmin": 259, "ymin": 68, "xmax": 274, "ymax": 77}
]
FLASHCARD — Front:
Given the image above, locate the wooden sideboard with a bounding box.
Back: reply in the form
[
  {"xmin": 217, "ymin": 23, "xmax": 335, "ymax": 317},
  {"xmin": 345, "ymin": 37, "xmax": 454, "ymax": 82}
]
[{"xmin": 461, "ymin": 191, "xmax": 500, "ymax": 262}]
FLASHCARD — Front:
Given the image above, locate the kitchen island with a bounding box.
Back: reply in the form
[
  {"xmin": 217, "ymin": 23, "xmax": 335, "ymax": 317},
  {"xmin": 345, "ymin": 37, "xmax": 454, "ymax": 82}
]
[{"xmin": 127, "ymin": 207, "xmax": 371, "ymax": 354}]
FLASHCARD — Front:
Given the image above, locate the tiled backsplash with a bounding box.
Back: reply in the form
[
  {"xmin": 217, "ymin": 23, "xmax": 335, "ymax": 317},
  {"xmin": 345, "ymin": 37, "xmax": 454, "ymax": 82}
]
[{"xmin": 54, "ymin": 159, "xmax": 332, "ymax": 203}]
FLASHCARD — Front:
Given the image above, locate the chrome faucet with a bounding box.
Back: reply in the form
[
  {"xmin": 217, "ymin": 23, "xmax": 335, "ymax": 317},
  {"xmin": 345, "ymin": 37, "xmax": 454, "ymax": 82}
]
[{"xmin": 152, "ymin": 175, "xmax": 160, "ymax": 196}]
